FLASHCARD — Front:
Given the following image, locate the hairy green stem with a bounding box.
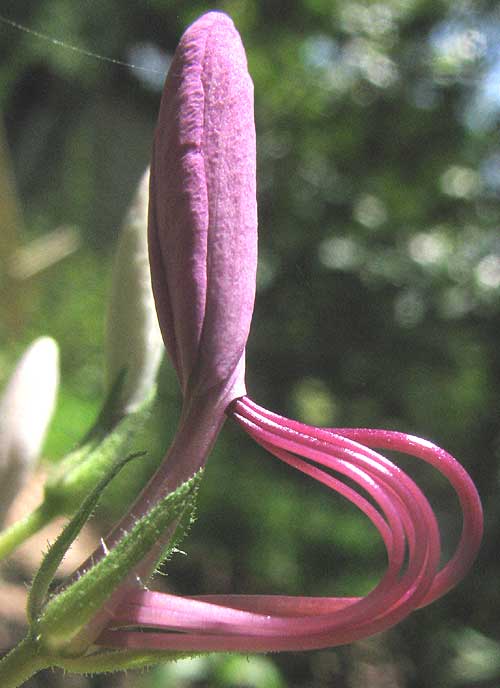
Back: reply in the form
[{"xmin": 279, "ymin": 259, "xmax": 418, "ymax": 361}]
[
  {"xmin": 0, "ymin": 636, "xmax": 49, "ymax": 688},
  {"xmin": 56, "ymin": 649, "xmax": 200, "ymax": 674},
  {"xmin": 0, "ymin": 503, "xmax": 55, "ymax": 561}
]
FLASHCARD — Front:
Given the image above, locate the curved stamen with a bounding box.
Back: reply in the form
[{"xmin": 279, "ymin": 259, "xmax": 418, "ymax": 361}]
[
  {"xmin": 231, "ymin": 403, "xmax": 440, "ymax": 633},
  {"xmin": 94, "ymin": 392, "xmax": 481, "ymax": 653},
  {"xmin": 236, "ymin": 398, "xmax": 482, "ymax": 604},
  {"xmin": 327, "ymin": 427, "xmax": 483, "ymax": 603}
]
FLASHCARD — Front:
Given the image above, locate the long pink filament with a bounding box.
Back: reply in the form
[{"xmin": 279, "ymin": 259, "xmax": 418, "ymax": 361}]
[
  {"xmin": 96, "ymin": 396, "xmax": 483, "ymax": 653},
  {"xmin": 239, "ymin": 399, "xmax": 483, "ymax": 603}
]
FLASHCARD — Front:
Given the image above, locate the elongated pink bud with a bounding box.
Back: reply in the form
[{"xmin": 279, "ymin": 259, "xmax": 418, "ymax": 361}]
[
  {"xmin": 149, "ymin": 11, "xmax": 257, "ymax": 405},
  {"xmin": 62, "ymin": 17, "xmax": 258, "ymax": 652}
]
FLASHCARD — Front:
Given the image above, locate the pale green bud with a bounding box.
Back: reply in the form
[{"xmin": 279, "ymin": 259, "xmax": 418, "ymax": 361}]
[
  {"xmin": 105, "ymin": 169, "xmax": 163, "ymax": 415},
  {"xmin": 0, "ymin": 337, "xmax": 59, "ymax": 523}
]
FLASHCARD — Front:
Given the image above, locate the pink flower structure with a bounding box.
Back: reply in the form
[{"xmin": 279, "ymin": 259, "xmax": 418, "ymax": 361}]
[{"xmin": 95, "ymin": 11, "xmax": 483, "ymax": 653}]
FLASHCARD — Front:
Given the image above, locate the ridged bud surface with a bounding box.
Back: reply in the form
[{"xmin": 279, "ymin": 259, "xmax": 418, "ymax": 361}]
[{"xmin": 149, "ymin": 11, "xmax": 257, "ymax": 404}]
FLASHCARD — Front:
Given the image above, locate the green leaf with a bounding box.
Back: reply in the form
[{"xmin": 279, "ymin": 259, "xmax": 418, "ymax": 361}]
[
  {"xmin": 28, "ymin": 451, "xmax": 144, "ymax": 624},
  {"xmin": 36, "ymin": 470, "xmax": 203, "ymax": 652}
]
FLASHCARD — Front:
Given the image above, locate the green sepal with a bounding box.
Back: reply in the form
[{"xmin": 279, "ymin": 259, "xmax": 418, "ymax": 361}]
[
  {"xmin": 28, "ymin": 452, "xmax": 144, "ymax": 624},
  {"xmin": 36, "ymin": 470, "xmax": 203, "ymax": 652},
  {"xmin": 153, "ymin": 471, "xmax": 200, "ymax": 573}
]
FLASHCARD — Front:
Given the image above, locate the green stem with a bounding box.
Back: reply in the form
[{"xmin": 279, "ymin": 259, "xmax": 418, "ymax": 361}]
[
  {"xmin": 56, "ymin": 649, "xmax": 200, "ymax": 674},
  {"xmin": 0, "ymin": 636, "xmax": 50, "ymax": 688},
  {"xmin": 0, "ymin": 503, "xmax": 55, "ymax": 561}
]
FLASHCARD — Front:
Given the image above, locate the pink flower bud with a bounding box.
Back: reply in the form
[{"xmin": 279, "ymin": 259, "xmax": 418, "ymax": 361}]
[
  {"xmin": 149, "ymin": 11, "xmax": 257, "ymax": 406},
  {"xmin": 64, "ymin": 16, "xmax": 259, "ymax": 651}
]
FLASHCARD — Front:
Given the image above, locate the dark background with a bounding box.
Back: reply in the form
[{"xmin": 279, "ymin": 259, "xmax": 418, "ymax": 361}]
[{"xmin": 1, "ymin": 1, "xmax": 499, "ymax": 686}]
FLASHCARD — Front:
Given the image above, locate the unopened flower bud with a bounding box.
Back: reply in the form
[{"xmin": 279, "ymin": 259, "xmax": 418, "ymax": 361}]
[
  {"xmin": 148, "ymin": 11, "xmax": 257, "ymax": 406},
  {"xmin": 106, "ymin": 168, "xmax": 163, "ymax": 415},
  {"xmin": 0, "ymin": 337, "xmax": 59, "ymax": 523}
]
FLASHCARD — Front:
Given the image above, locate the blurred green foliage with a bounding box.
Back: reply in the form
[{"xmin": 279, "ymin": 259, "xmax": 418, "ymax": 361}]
[{"xmin": 1, "ymin": 0, "xmax": 500, "ymax": 686}]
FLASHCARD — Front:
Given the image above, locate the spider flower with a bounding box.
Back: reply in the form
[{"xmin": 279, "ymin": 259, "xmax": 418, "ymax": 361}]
[{"xmin": 94, "ymin": 11, "xmax": 482, "ymax": 653}]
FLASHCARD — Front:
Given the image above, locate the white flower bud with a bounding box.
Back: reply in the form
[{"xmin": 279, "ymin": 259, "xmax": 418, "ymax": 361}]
[
  {"xmin": 0, "ymin": 337, "xmax": 59, "ymax": 523},
  {"xmin": 105, "ymin": 168, "xmax": 163, "ymax": 414}
]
